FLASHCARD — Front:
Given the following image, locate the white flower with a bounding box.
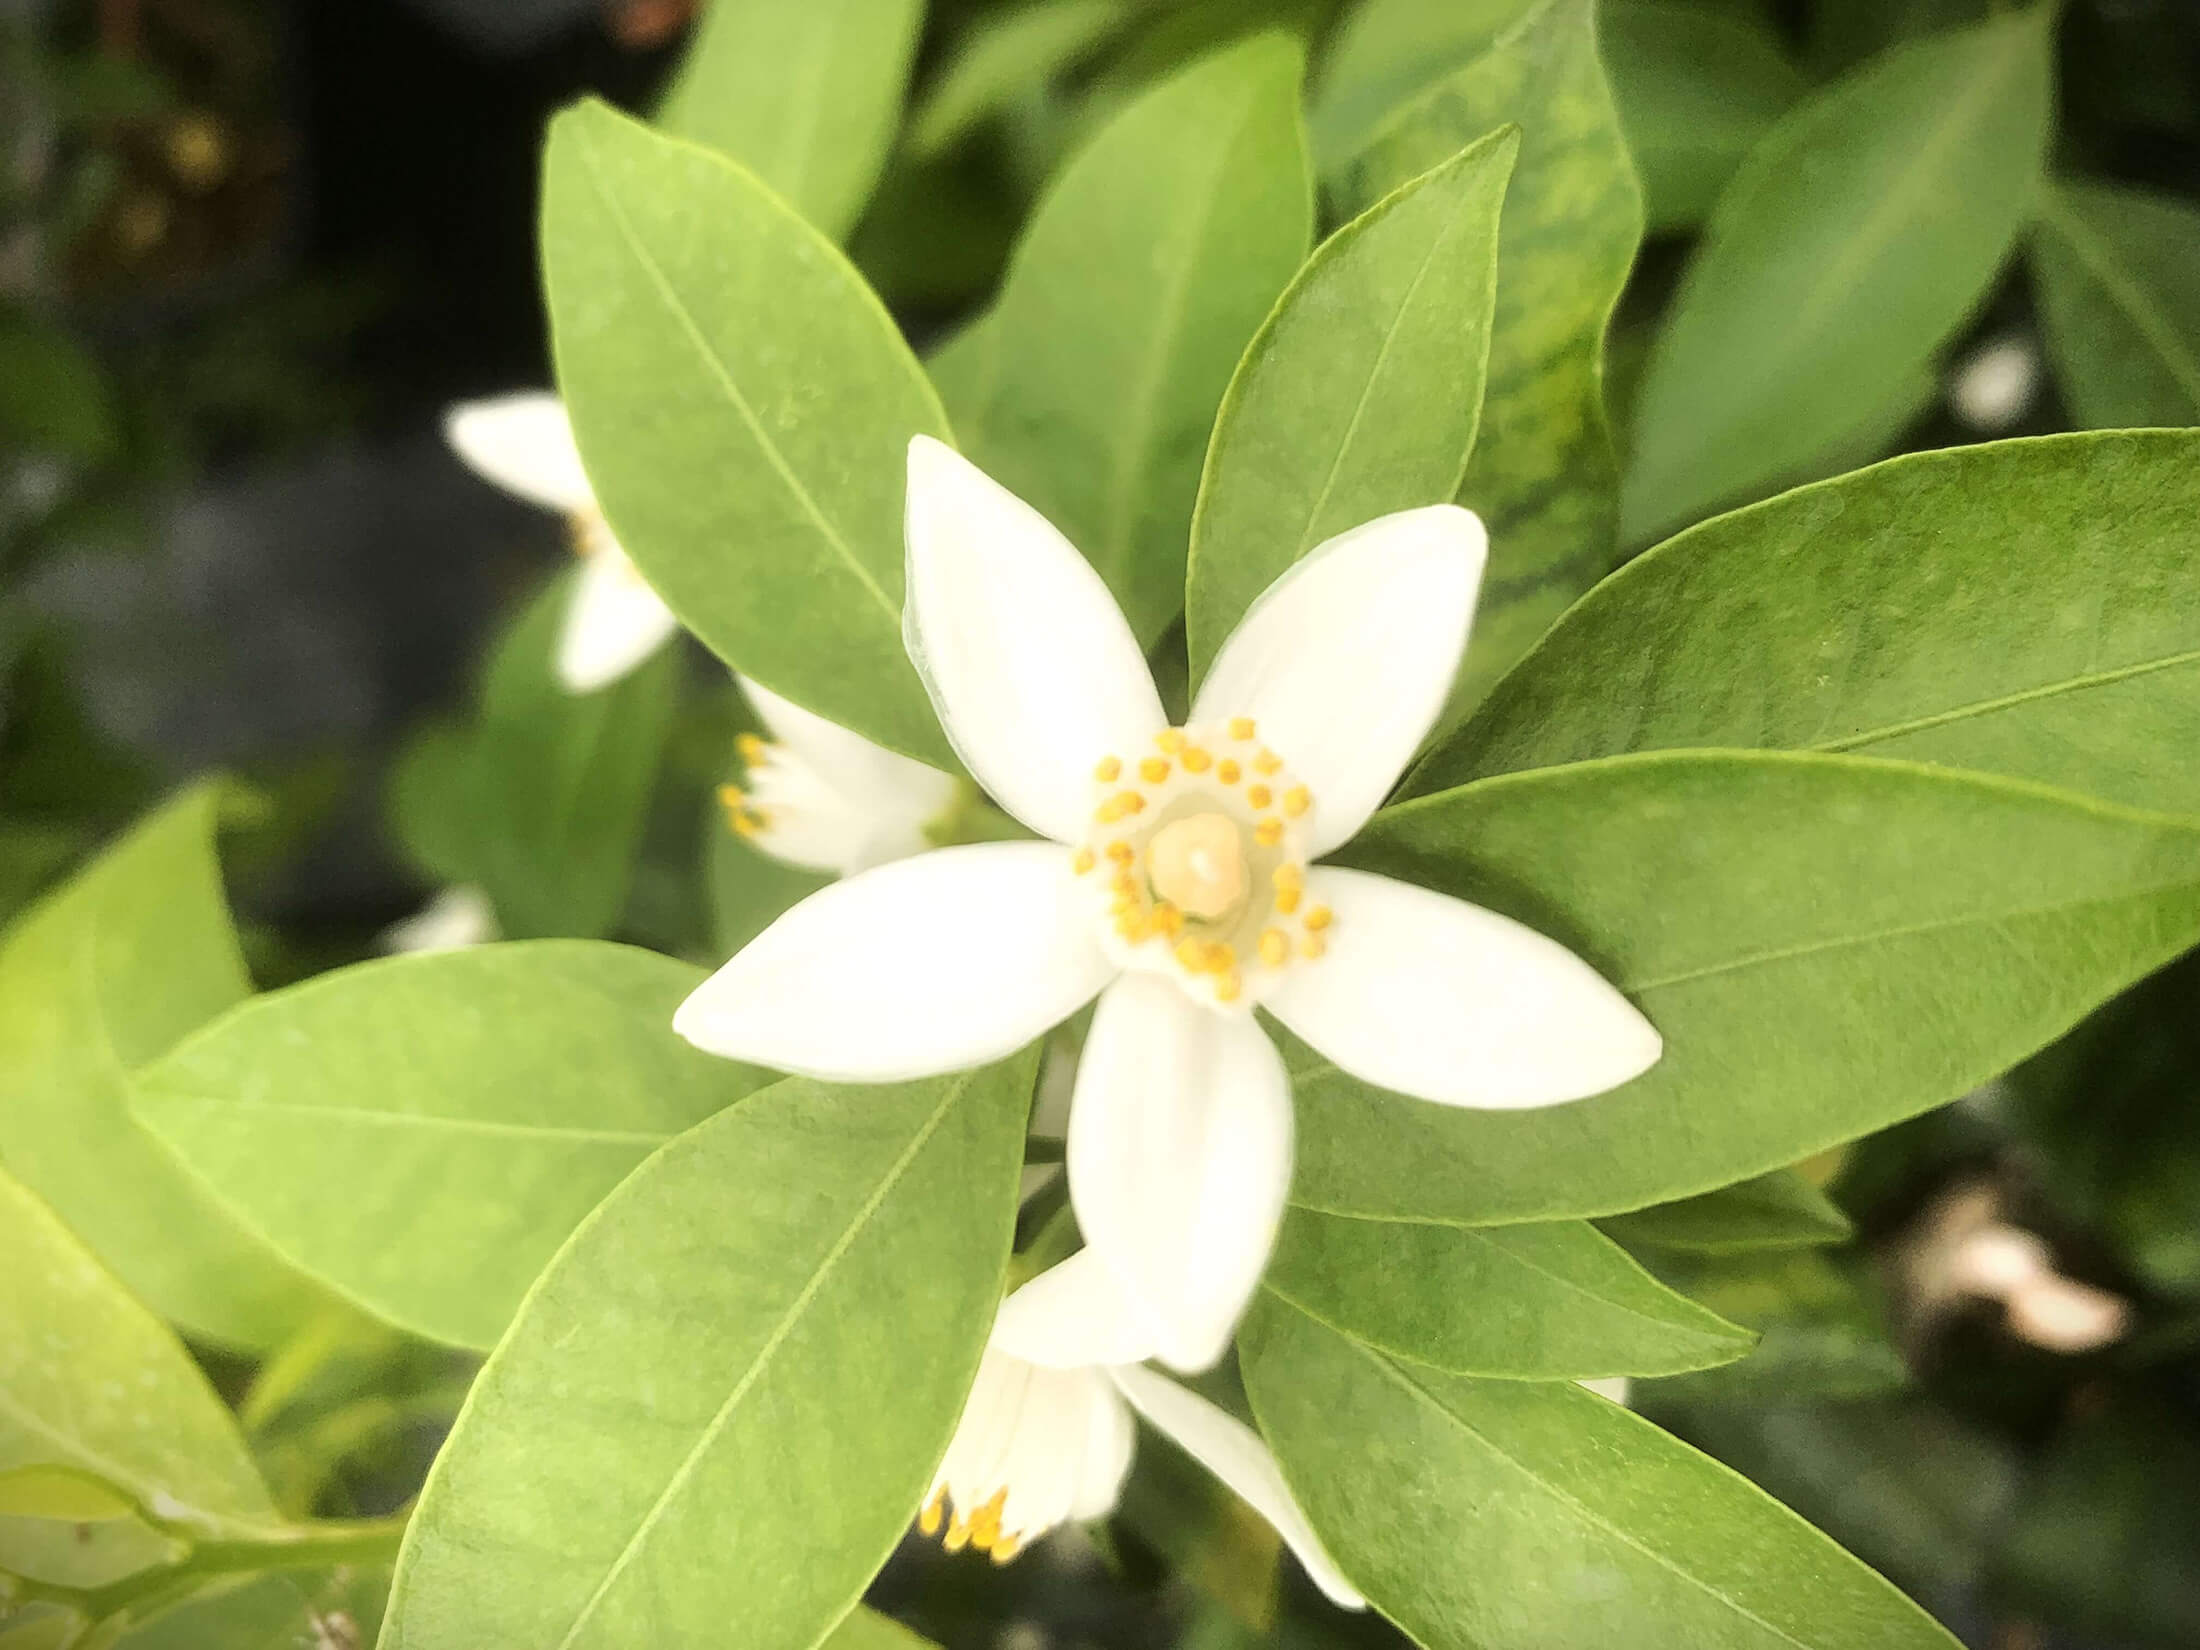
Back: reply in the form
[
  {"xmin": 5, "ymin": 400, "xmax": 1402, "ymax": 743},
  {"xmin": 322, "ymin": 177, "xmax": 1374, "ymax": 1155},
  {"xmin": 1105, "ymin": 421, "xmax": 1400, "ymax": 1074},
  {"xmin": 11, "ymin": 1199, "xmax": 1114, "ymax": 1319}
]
[
  {"xmin": 924, "ymin": 1252, "xmax": 1363, "ymax": 1610},
  {"xmin": 1947, "ymin": 336, "xmax": 2040, "ymax": 434},
  {"xmin": 378, "ymin": 885, "xmax": 497, "ymax": 954},
  {"xmin": 719, "ymin": 676, "xmax": 958, "ymax": 878},
  {"xmin": 444, "ymin": 392, "xmax": 679, "ymax": 694},
  {"xmin": 677, "ymin": 438, "xmax": 1662, "ymax": 1372}
]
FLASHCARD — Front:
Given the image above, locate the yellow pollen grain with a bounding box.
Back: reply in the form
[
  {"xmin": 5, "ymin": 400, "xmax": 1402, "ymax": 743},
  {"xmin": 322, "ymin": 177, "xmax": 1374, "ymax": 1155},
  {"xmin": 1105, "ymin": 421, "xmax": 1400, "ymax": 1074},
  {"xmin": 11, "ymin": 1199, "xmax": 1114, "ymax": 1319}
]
[
  {"xmin": 1216, "ymin": 758, "xmax": 1241, "ymax": 784},
  {"xmin": 737, "ymin": 733, "xmax": 768, "ymax": 764},
  {"xmin": 1259, "ymin": 929, "xmax": 1289, "ymax": 967},
  {"xmin": 1206, "ymin": 942, "xmax": 1236, "ymax": 974},
  {"xmin": 1275, "ymin": 886, "xmax": 1301, "ymax": 915},
  {"xmin": 1302, "ymin": 933, "xmax": 1327, "ymax": 960},
  {"xmin": 1246, "ymin": 784, "xmax": 1272, "ymax": 809},
  {"xmin": 1175, "ymin": 938, "xmax": 1207, "ymax": 972},
  {"xmin": 1213, "ymin": 971, "xmax": 1243, "ymax": 1003},
  {"xmin": 1304, "ymin": 904, "xmax": 1333, "ymax": 932},
  {"xmin": 920, "ymin": 1493, "xmax": 945, "ymax": 1537},
  {"xmin": 1119, "ymin": 791, "xmax": 1147, "ymax": 815},
  {"xmin": 1139, "ymin": 756, "xmax": 1171, "ymax": 783},
  {"xmin": 1254, "ymin": 749, "xmax": 1283, "ymax": 775},
  {"xmin": 1273, "ymin": 863, "xmax": 1304, "ymax": 892},
  {"xmin": 1106, "ymin": 840, "xmax": 1135, "ymax": 865},
  {"xmin": 1111, "ymin": 871, "xmax": 1136, "ymax": 899},
  {"xmin": 1155, "ymin": 903, "xmax": 1185, "ymax": 937},
  {"xmin": 1255, "ymin": 819, "xmax": 1284, "ymax": 847},
  {"xmin": 1282, "ymin": 786, "xmax": 1311, "ymax": 818},
  {"xmin": 1180, "ymin": 746, "xmax": 1213, "ymax": 773},
  {"xmin": 1094, "ymin": 755, "xmax": 1122, "ymax": 783},
  {"xmin": 1156, "ymin": 729, "xmax": 1187, "ymax": 754},
  {"xmin": 1072, "ymin": 847, "xmax": 1097, "ymax": 875},
  {"xmin": 1228, "ymin": 716, "xmax": 1257, "ymax": 740}
]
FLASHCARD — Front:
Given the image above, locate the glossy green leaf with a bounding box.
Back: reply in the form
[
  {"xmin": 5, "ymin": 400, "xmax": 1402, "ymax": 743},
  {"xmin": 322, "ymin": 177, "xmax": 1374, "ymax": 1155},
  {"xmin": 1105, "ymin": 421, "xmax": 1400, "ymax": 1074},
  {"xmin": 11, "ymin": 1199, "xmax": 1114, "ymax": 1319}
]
[
  {"xmin": 0, "ymin": 311, "xmax": 116, "ymax": 460},
  {"xmin": 135, "ymin": 941, "xmax": 769, "ymax": 1352},
  {"xmin": 1242, "ymin": 1295, "xmax": 1960, "ymax": 1650},
  {"xmin": 0, "ymin": 1467, "xmax": 135, "ymax": 1524},
  {"xmin": 2031, "ymin": 177, "xmax": 2200, "ymax": 429},
  {"xmin": 1636, "ymin": 1250, "xmax": 1907, "ymax": 1403},
  {"xmin": 947, "ymin": 36, "xmax": 1313, "ymax": 646},
  {"xmin": 655, "ymin": 0, "xmax": 922, "ymax": 241},
  {"xmin": 1598, "ymin": 1169, "xmax": 1854, "ymax": 1255},
  {"xmin": 1416, "ymin": 433, "xmax": 2200, "ymax": 817},
  {"xmin": 1264, "ymin": 1209, "xmax": 1752, "ymax": 1379},
  {"xmin": 381, "ymin": 1054, "xmax": 1036, "ymax": 1650},
  {"xmin": 385, "ymin": 720, "xmax": 480, "ymax": 890},
  {"xmin": 823, "ymin": 1609, "xmax": 941, "ymax": 1650},
  {"xmin": 0, "ymin": 788, "xmax": 319, "ymax": 1350},
  {"xmin": 0, "ymin": 1166, "xmax": 280, "ymax": 1540},
  {"xmin": 542, "ymin": 98, "xmax": 955, "ymax": 767},
  {"xmin": 707, "ymin": 802, "xmax": 832, "ymax": 959},
  {"xmin": 1316, "ymin": 0, "xmax": 1643, "ymax": 714},
  {"xmin": 1294, "ymin": 750, "xmax": 2200, "ymax": 1225},
  {"xmin": 908, "ymin": 0, "xmax": 1129, "ymax": 157},
  {"xmin": 1602, "ymin": 2, "xmax": 1806, "ymax": 234},
  {"xmin": 1184, "ymin": 125, "xmax": 1516, "ymax": 684},
  {"xmin": 1621, "ymin": 8, "xmax": 2052, "ymax": 543},
  {"xmin": 112, "ymin": 1565, "xmax": 389, "ymax": 1650}
]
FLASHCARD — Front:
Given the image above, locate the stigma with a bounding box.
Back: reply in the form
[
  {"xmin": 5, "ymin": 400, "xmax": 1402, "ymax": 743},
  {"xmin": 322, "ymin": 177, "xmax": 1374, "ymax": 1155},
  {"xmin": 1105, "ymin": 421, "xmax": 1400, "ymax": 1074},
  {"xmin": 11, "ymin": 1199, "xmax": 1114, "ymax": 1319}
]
[{"xmin": 1072, "ymin": 717, "xmax": 1332, "ymax": 1010}]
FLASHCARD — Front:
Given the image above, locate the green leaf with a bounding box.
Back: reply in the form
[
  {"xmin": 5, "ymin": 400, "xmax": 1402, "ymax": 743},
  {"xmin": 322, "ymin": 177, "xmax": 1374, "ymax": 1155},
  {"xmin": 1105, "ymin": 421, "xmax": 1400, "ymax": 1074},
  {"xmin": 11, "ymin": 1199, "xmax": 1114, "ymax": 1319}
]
[
  {"xmin": 1264, "ymin": 1209, "xmax": 1753, "ymax": 1379},
  {"xmin": 1415, "ymin": 432, "xmax": 2200, "ymax": 818},
  {"xmin": 1315, "ymin": 0, "xmax": 1644, "ymax": 716},
  {"xmin": 947, "ymin": 35, "xmax": 1313, "ymax": 647},
  {"xmin": 1597, "ymin": 1169, "xmax": 1855, "ymax": 1255},
  {"xmin": 1184, "ymin": 125, "xmax": 1516, "ymax": 685},
  {"xmin": 1621, "ymin": 8, "xmax": 2052, "ymax": 544},
  {"xmin": 134, "ymin": 941, "xmax": 769, "ymax": 1352},
  {"xmin": 2031, "ymin": 177, "xmax": 2200, "ymax": 429},
  {"xmin": 0, "ymin": 310, "xmax": 116, "ymax": 461},
  {"xmin": 468, "ymin": 576, "xmax": 680, "ymax": 939},
  {"xmin": 0, "ymin": 1467, "xmax": 136, "ymax": 1524},
  {"xmin": 706, "ymin": 801, "xmax": 832, "ymax": 958},
  {"xmin": 908, "ymin": 0, "xmax": 1130, "ymax": 158},
  {"xmin": 0, "ymin": 788, "xmax": 320, "ymax": 1350},
  {"xmin": 655, "ymin": 0, "xmax": 922, "ymax": 241},
  {"xmin": 0, "ymin": 1166, "xmax": 280, "ymax": 1540},
  {"xmin": 1602, "ymin": 2, "xmax": 1806, "ymax": 234},
  {"xmin": 542, "ymin": 97, "xmax": 955, "ymax": 768},
  {"xmin": 1294, "ymin": 750, "xmax": 2200, "ymax": 1225},
  {"xmin": 1241, "ymin": 1294, "xmax": 1961, "ymax": 1650},
  {"xmin": 385, "ymin": 720, "xmax": 481, "ymax": 890},
  {"xmin": 1635, "ymin": 1250, "xmax": 1907, "ymax": 1403},
  {"xmin": 110, "ymin": 1565, "xmax": 389, "ymax": 1650},
  {"xmin": 822, "ymin": 1609, "xmax": 940, "ymax": 1650},
  {"xmin": 380, "ymin": 1054, "xmax": 1037, "ymax": 1650}
]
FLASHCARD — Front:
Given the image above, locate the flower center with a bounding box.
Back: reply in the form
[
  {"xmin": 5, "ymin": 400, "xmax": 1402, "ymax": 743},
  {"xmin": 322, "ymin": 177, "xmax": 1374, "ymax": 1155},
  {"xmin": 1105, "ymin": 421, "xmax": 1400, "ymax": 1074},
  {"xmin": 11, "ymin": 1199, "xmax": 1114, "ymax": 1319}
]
[
  {"xmin": 1071, "ymin": 718, "xmax": 1332, "ymax": 1010},
  {"xmin": 717, "ymin": 733, "xmax": 778, "ymax": 840}
]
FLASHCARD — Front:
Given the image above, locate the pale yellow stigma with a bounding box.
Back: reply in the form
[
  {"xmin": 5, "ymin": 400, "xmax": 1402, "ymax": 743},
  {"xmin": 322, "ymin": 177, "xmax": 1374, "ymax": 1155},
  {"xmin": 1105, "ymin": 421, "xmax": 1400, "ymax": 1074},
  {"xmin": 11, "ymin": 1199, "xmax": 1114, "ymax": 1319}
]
[{"xmin": 1146, "ymin": 812, "xmax": 1248, "ymax": 921}]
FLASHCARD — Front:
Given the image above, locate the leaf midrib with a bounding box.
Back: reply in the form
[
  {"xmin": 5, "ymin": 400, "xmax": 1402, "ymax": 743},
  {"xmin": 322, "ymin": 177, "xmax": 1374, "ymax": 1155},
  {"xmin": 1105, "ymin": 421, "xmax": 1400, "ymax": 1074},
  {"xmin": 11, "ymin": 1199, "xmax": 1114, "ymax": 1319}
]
[
  {"xmin": 571, "ymin": 123, "xmax": 897, "ymax": 623},
  {"xmin": 549, "ymin": 1070, "xmax": 976, "ymax": 1649},
  {"xmin": 1804, "ymin": 645, "xmax": 2200, "ymax": 755},
  {"xmin": 144, "ymin": 1093, "xmax": 674, "ymax": 1149}
]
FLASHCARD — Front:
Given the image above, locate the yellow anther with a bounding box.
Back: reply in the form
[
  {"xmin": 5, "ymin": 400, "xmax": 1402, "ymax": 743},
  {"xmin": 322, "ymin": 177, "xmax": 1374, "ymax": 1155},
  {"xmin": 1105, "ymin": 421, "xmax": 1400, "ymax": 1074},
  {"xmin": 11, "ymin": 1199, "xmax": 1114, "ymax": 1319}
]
[
  {"xmin": 1140, "ymin": 756, "xmax": 1171, "ymax": 783},
  {"xmin": 1216, "ymin": 758, "xmax": 1241, "ymax": 784},
  {"xmin": 1106, "ymin": 840, "xmax": 1136, "ymax": 865},
  {"xmin": 1116, "ymin": 909, "xmax": 1152, "ymax": 944},
  {"xmin": 1275, "ymin": 886, "xmax": 1301, "ymax": 915},
  {"xmin": 1304, "ymin": 904, "xmax": 1333, "ymax": 932},
  {"xmin": 1119, "ymin": 791, "xmax": 1147, "ymax": 815},
  {"xmin": 1246, "ymin": 784, "xmax": 1273, "ymax": 809},
  {"xmin": 1181, "ymin": 746, "xmax": 1213, "ymax": 773},
  {"xmin": 1154, "ymin": 903, "xmax": 1185, "ymax": 937},
  {"xmin": 943, "ymin": 1516, "xmax": 973, "ymax": 1553},
  {"xmin": 1254, "ymin": 749, "xmax": 1283, "ymax": 775},
  {"xmin": 732, "ymin": 811, "xmax": 763, "ymax": 839},
  {"xmin": 1282, "ymin": 786, "xmax": 1311, "ymax": 818},
  {"xmin": 737, "ymin": 733, "xmax": 769, "ymax": 764},
  {"xmin": 1301, "ymin": 933, "xmax": 1327, "ymax": 960},
  {"xmin": 1213, "ymin": 971, "xmax": 1243, "ymax": 1004},
  {"xmin": 1094, "ymin": 792, "xmax": 1147, "ymax": 824},
  {"xmin": 716, "ymin": 783, "xmax": 745, "ymax": 810},
  {"xmin": 1255, "ymin": 819, "xmax": 1284, "ymax": 847},
  {"xmin": 1206, "ymin": 942, "xmax": 1236, "ymax": 974},
  {"xmin": 968, "ymin": 1490, "xmax": 1008, "ymax": 1550},
  {"xmin": 1111, "ymin": 871, "xmax": 1137, "ymax": 899},
  {"xmin": 1072, "ymin": 847, "xmax": 1097, "ymax": 875},
  {"xmin": 1156, "ymin": 729, "xmax": 1187, "ymax": 754},
  {"xmin": 1176, "ymin": 938, "xmax": 1208, "ymax": 972},
  {"xmin": 1259, "ymin": 929, "xmax": 1290, "ymax": 968},
  {"xmin": 990, "ymin": 1535, "xmax": 1024, "ymax": 1565},
  {"xmin": 1228, "ymin": 717, "xmax": 1257, "ymax": 741},
  {"xmin": 1094, "ymin": 756, "xmax": 1122, "ymax": 783},
  {"xmin": 920, "ymin": 1493, "xmax": 945, "ymax": 1537},
  {"xmin": 1273, "ymin": 864, "xmax": 1304, "ymax": 891}
]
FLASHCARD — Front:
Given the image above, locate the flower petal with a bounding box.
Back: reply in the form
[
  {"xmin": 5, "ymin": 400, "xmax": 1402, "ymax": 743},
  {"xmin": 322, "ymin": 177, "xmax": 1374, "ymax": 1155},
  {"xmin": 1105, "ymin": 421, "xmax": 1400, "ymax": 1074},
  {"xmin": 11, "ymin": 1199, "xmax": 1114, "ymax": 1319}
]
[
  {"xmin": 1106, "ymin": 1364, "xmax": 1366, "ymax": 1611},
  {"xmin": 903, "ymin": 436, "xmax": 1166, "ymax": 842},
  {"xmin": 995, "ymin": 1248, "xmax": 1160, "ymax": 1370},
  {"xmin": 378, "ymin": 885, "xmax": 497, "ymax": 955},
  {"xmin": 443, "ymin": 391, "xmax": 597, "ymax": 515},
  {"xmin": 1265, "ymin": 867, "xmax": 1661, "ymax": 1108},
  {"xmin": 1067, "ymin": 975, "xmax": 1292, "ymax": 1373},
  {"xmin": 1191, "ymin": 507, "xmax": 1484, "ymax": 856},
  {"xmin": 738, "ymin": 674, "xmax": 957, "ymax": 824},
  {"xmin": 557, "ymin": 545, "xmax": 681, "ymax": 693},
  {"xmin": 674, "ymin": 842, "xmax": 1113, "ymax": 1080}
]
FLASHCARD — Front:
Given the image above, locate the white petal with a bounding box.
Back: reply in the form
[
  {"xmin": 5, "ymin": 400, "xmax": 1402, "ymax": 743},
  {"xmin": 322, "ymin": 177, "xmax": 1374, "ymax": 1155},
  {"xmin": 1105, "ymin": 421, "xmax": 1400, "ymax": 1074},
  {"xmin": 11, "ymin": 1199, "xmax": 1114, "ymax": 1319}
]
[
  {"xmin": 1191, "ymin": 507, "xmax": 1484, "ymax": 856},
  {"xmin": 377, "ymin": 885, "xmax": 497, "ymax": 954},
  {"xmin": 673, "ymin": 842, "xmax": 1113, "ymax": 1081},
  {"xmin": 557, "ymin": 544, "xmax": 680, "ymax": 693},
  {"xmin": 443, "ymin": 391, "xmax": 596, "ymax": 514},
  {"xmin": 1068, "ymin": 1371, "xmax": 1138, "ymax": 1521},
  {"xmin": 1067, "ymin": 976, "xmax": 1292, "ymax": 1373},
  {"xmin": 738, "ymin": 674, "xmax": 957, "ymax": 825},
  {"xmin": 903, "ymin": 436, "xmax": 1165, "ymax": 842},
  {"xmin": 1578, "ymin": 1376, "xmax": 1633, "ymax": 1407},
  {"xmin": 1265, "ymin": 868, "xmax": 1660, "ymax": 1109},
  {"xmin": 995, "ymin": 1248, "xmax": 1160, "ymax": 1369},
  {"xmin": 1107, "ymin": 1364, "xmax": 1366, "ymax": 1611}
]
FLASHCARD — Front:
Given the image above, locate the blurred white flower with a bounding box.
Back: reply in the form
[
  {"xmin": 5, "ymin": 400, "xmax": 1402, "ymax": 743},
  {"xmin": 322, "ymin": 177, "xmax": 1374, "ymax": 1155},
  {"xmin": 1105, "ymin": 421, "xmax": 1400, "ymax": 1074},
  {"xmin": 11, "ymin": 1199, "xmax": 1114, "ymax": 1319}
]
[
  {"xmin": 1901, "ymin": 1183, "xmax": 2128, "ymax": 1355},
  {"xmin": 1947, "ymin": 336, "xmax": 2040, "ymax": 434},
  {"xmin": 444, "ymin": 392, "xmax": 678, "ymax": 693},
  {"xmin": 379, "ymin": 884, "xmax": 497, "ymax": 954}
]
